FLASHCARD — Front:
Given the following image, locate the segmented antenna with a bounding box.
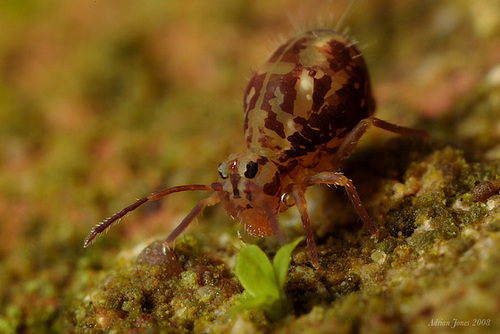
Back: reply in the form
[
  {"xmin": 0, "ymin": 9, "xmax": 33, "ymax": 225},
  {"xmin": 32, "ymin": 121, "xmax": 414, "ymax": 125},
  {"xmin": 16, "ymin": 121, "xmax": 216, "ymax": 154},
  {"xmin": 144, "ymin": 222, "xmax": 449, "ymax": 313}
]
[{"xmin": 84, "ymin": 183, "xmax": 222, "ymax": 247}]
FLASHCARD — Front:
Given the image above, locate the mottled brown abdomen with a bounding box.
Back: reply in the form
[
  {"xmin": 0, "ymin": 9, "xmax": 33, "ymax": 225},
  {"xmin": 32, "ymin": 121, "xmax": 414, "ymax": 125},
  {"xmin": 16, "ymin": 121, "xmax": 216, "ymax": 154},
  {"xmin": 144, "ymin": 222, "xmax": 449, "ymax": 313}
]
[{"xmin": 243, "ymin": 29, "xmax": 375, "ymax": 167}]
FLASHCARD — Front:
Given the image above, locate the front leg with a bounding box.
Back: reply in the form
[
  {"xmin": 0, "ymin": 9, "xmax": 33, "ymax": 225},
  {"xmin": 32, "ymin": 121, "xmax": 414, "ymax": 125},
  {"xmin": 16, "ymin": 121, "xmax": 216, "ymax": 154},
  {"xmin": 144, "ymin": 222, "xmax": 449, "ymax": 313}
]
[
  {"xmin": 291, "ymin": 184, "xmax": 319, "ymax": 268},
  {"xmin": 305, "ymin": 172, "xmax": 378, "ymax": 238}
]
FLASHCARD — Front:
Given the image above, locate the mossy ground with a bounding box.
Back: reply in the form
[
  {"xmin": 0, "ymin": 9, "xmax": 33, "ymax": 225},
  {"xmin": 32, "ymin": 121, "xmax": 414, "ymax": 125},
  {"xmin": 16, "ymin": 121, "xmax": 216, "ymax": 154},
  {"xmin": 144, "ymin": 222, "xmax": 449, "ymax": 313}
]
[{"xmin": 1, "ymin": 0, "xmax": 499, "ymax": 333}]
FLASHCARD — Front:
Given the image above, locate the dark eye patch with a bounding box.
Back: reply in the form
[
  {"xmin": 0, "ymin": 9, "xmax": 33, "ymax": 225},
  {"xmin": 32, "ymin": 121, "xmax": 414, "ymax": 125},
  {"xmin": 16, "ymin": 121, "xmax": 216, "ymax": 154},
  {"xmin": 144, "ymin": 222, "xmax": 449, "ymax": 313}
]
[{"xmin": 244, "ymin": 161, "xmax": 258, "ymax": 179}]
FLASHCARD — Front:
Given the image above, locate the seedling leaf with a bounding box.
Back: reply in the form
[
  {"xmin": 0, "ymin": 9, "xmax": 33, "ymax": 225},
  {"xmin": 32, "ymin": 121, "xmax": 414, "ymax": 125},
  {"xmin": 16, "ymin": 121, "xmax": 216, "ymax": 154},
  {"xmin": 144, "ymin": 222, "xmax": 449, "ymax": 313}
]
[
  {"xmin": 273, "ymin": 237, "xmax": 304, "ymax": 291},
  {"xmin": 232, "ymin": 238, "xmax": 304, "ymax": 319},
  {"xmin": 235, "ymin": 244, "xmax": 279, "ymax": 299}
]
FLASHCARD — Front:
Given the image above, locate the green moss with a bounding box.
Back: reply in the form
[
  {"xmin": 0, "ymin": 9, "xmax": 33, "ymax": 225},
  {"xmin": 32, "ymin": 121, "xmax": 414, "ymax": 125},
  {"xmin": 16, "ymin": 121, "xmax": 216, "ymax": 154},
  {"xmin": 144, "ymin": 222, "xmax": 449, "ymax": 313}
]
[{"xmin": 72, "ymin": 238, "xmax": 242, "ymax": 332}]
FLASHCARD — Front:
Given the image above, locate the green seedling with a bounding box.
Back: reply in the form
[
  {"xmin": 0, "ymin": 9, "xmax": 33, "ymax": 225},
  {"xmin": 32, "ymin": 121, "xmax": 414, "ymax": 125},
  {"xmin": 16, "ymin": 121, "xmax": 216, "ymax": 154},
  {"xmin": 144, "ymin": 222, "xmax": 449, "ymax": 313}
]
[{"xmin": 232, "ymin": 237, "xmax": 304, "ymax": 319}]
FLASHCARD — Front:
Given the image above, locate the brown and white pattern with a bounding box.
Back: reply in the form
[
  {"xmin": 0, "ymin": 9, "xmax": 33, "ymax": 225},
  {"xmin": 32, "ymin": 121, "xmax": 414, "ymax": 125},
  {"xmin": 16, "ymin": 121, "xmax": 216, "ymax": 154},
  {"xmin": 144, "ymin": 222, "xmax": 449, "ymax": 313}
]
[{"xmin": 244, "ymin": 29, "xmax": 374, "ymax": 169}]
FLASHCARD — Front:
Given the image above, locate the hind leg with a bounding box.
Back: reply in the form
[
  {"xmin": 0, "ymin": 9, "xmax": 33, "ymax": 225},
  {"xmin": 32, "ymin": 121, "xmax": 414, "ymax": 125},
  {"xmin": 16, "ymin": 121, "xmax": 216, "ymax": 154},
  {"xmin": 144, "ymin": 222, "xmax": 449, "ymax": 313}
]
[{"xmin": 331, "ymin": 116, "xmax": 428, "ymax": 169}]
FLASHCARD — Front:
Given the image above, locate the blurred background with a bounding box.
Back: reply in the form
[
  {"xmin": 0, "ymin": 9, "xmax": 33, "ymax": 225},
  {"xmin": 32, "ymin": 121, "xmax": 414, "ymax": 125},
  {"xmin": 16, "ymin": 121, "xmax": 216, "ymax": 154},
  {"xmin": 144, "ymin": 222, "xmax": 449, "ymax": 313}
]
[{"xmin": 0, "ymin": 0, "xmax": 499, "ymax": 331}]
